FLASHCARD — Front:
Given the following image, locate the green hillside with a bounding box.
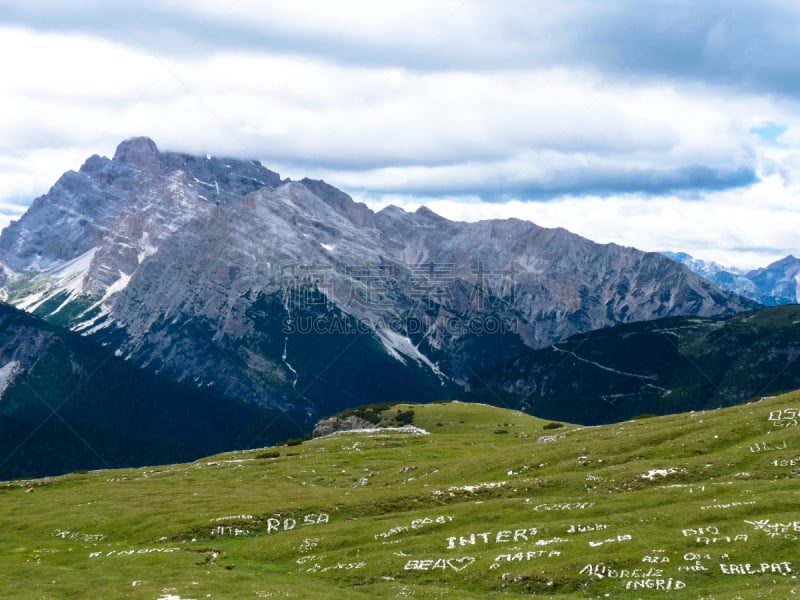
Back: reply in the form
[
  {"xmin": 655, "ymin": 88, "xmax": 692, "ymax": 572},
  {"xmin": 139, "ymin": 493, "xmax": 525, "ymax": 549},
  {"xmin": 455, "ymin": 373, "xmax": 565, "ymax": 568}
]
[{"xmin": 2, "ymin": 394, "xmax": 799, "ymax": 598}]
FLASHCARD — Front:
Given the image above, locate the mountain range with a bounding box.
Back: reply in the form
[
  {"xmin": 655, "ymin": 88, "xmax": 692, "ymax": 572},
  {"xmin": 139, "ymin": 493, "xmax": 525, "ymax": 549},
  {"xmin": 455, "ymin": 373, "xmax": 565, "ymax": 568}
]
[
  {"xmin": 0, "ymin": 138, "xmax": 756, "ymax": 430},
  {"xmin": 663, "ymin": 251, "xmax": 800, "ymax": 305},
  {"xmin": 467, "ymin": 304, "xmax": 800, "ymax": 425}
]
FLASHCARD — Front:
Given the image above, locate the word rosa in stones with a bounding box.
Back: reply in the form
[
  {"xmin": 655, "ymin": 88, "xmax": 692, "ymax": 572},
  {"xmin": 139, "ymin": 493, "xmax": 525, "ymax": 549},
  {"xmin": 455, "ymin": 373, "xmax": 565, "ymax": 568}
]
[{"xmin": 267, "ymin": 513, "xmax": 329, "ymax": 534}]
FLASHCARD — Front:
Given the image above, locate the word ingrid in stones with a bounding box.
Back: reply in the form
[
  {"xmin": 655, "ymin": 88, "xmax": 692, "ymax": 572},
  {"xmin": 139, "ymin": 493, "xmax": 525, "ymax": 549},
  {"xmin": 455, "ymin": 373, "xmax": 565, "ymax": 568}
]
[
  {"xmin": 624, "ymin": 578, "xmax": 686, "ymax": 591},
  {"xmin": 768, "ymin": 409, "xmax": 799, "ymax": 427},
  {"xmin": 404, "ymin": 557, "xmax": 476, "ymax": 572},
  {"xmin": 588, "ymin": 533, "xmax": 632, "ymax": 547},
  {"xmin": 489, "ymin": 550, "xmax": 560, "ymax": 569},
  {"xmin": 266, "ymin": 513, "xmax": 329, "ymax": 534},
  {"xmin": 533, "ymin": 502, "xmax": 594, "ymax": 512},
  {"xmin": 749, "ymin": 440, "xmax": 788, "ymax": 453},
  {"xmin": 89, "ymin": 547, "xmax": 180, "ymax": 558},
  {"xmin": 211, "ymin": 525, "xmax": 250, "ymax": 537},
  {"xmin": 719, "ymin": 562, "xmax": 792, "ymax": 576},
  {"xmin": 375, "ymin": 515, "xmax": 453, "ymax": 540},
  {"xmin": 445, "ymin": 528, "xmax": 538, "ymax": 549},
  {"xmin": 566, "ymin": 523, "xmax": 607, "ymax": 534}
]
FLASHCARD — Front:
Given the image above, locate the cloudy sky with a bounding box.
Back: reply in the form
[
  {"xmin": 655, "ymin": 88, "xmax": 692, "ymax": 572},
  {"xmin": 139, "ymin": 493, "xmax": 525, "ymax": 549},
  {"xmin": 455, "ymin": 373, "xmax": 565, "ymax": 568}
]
[{"xmin": 1, "ymin": 1, "xmax": 799, "ymax": 269}]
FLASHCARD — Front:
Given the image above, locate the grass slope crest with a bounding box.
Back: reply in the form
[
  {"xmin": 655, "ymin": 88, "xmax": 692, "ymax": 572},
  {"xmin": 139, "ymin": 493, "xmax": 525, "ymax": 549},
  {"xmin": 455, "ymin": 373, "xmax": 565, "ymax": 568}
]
[{"xmin": 2, "ymin": 394, "xmax": 799, "ymax": 598}]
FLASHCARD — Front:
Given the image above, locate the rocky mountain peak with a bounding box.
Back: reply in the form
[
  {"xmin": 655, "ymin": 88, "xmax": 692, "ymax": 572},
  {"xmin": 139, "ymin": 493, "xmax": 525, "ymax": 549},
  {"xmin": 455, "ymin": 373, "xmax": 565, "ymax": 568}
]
[
  {"xmin": 299, "ymin": 178, "xmax": 375, "ymax": 228},
  {"xmin": 761, "ymin": 255, "xmax": 800, "ymax": 271},
  {"xmin": 112, "ymin": 136, "xmax": 161, "ymax": 172},
  {"xmin": 79, "ymin": 154, "xmax": 111, "ymax": 174}
]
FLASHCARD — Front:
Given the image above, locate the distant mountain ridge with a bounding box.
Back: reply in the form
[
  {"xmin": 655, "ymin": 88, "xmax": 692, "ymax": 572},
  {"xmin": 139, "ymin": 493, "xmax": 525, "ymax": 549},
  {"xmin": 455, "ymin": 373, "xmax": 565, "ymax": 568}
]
[
  {"xmin": 663, "ymin": 251, "xmax": 800, "ymax": 305},
  {"xmin": 0, "ymin": 138, "xmax": 756, "ymax": 423},
  {"xmin": 468, "ymin": 304, "xmax": 800, "ymax": 425}
]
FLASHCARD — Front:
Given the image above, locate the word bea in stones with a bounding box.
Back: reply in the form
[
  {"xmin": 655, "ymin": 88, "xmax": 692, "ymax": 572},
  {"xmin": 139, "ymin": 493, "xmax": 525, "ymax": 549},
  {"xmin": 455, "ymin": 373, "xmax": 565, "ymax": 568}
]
[
  {"xmin": 404, "ymin": 557, "xmax": 476, "ymax": 572},
  {"xmin": 266, "ymin": 513, "xmax": 329, "ymax": 534},
  {"xmin": 445, "ymin": 528, "xmax": 538, "ymax": 549}
]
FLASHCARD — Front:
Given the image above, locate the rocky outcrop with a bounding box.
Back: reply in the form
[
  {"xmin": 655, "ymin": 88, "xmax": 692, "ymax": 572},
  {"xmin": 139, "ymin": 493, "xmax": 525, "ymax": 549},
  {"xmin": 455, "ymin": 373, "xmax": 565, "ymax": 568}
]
[{"xmin": 312, "ymin": 415, "xmax": 376, "ymax": 438}]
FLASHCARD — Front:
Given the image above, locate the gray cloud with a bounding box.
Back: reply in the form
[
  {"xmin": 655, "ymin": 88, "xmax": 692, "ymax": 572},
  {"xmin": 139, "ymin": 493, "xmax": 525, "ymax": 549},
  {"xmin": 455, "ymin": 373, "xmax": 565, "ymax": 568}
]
[
  {"xmin": 2, "ymin": 1, "xmax": 800, "ymax": 266},
  {"xmin": 3, "ymin": 1, "xmax": 800, "ymax": 98},
  {"xmin": 337, "ymin": 165, "xmax": 758, "ymax": 201}
]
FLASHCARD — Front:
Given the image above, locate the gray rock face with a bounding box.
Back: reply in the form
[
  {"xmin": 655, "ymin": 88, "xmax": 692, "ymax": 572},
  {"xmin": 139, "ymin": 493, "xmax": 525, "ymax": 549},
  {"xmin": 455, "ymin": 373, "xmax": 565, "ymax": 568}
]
[
  {"xmin": 0, "ymin": 138, "xmax": 757, "ymax": 417},
  {"xmin": 312, "ymin": 415, "xmax": 376, "ymax": 437}
]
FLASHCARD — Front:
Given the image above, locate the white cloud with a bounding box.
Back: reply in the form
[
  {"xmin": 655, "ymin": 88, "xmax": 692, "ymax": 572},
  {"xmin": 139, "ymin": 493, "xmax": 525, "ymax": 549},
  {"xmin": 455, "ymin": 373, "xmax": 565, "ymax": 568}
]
[
  {"xmin": 357, "ymin": 169, "xmax": 800, "ymax": 270},
  {"xmin": 2, "ymin": 3, "xmax": 800, "ymax": 269}
]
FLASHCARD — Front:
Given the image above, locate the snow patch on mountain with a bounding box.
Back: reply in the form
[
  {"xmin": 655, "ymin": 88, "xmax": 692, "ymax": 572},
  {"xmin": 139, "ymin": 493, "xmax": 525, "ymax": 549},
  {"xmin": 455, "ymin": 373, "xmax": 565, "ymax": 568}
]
[
  {"xmin": 377, "ymin": 329, "xmax": 446, "ymax": 381},
  {"xmin": 0, "ymin": 360, "xmax": 21, "ymax": 398},
  {"xmin": 12, "ymin": 247, "xmax": 98, "ymax": 313},
  {"xmin": 102, "ymin": 271, "xmax": 131, "ymax": 302}
]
